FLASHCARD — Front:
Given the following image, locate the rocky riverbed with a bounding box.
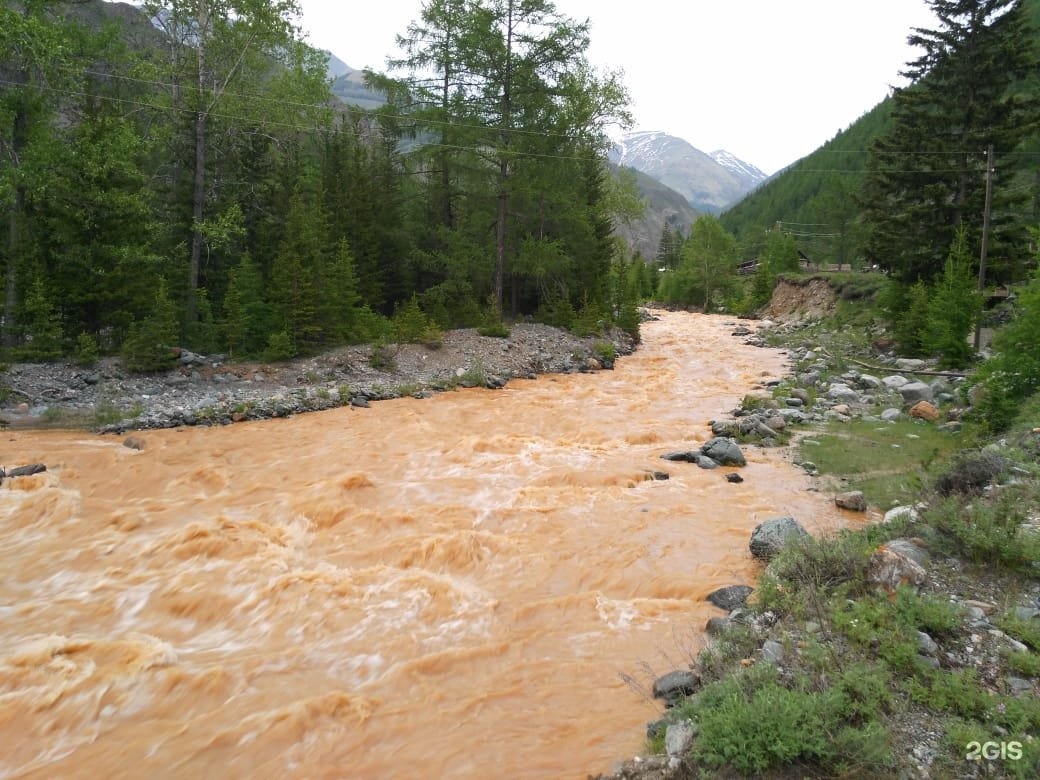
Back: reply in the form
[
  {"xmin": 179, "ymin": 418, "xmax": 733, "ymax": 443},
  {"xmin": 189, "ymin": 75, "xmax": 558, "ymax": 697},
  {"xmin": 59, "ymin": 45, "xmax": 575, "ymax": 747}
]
[{"xmin": 0, "ymin": 322, "xmax": 634, "ymax": 433}]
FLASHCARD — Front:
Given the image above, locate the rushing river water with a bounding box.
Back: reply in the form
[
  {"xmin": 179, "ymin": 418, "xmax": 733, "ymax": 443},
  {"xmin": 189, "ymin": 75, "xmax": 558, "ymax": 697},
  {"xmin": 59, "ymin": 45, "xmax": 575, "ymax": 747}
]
[{"xmin": 0, "ymin": 312, "xmax": 862, "ymax": 779}]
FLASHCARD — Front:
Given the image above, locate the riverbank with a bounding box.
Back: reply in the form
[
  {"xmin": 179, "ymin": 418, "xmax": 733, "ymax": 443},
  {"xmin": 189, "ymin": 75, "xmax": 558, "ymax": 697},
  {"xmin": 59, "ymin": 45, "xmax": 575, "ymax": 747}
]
[
  {"xmin": 596, "ymin": 294, "xmax": 1040, "ymax": 779},
  {"xmin": 0, "ymin": 322, "xmax": 635, "ymax": 433}
]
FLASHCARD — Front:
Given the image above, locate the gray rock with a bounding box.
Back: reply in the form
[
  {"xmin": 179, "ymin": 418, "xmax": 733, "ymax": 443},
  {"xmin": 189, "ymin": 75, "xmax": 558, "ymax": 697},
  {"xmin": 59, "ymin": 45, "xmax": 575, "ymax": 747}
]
[
  {"xmin": 661, "ymin": 451, "xmax": 696, "ymax": 462},
  {"xmin": 761, "ymin": 639, "xmax": 785, "ymax": 665},
  {"xmin": 665, "ymin": 720, "xmax": 697, "ymax": 758},
  {"xmin": 749, "ymin": 516, "xmax": 809, "ymax": 561},
  {"xmin": 704, "ymin": 616, "xmax": 732, "ymax": 636},
  {"xmin": 784, "ymin": 396, "xmax": 804, "ymax": 408},
  {"xmin": 867, "ymin": 542, "xmax": 928, "ymax": 592},
  {"xmin": 652, "ymin": 670, "xmax": 701, "ymax": 704},
  {"xmin": 883, "ymin": 375, "xmax": 909, "ymax": 390},
  {"xmin": 896, "ymin": 358, "xmax": 927, "ymax": 371},
  {"xmin": 858, "ymin": 374, "xmax": 883, "ymax": 390},
  {"xmin": 4, "ymin": 463, "xmax": 47, "ymax": 478},
  {"xmin": 835, "ymin": 491, "xmax": 867, "ymax": 512},
  {"xmin": 883, "ymin": 505, "xmax": 920, "ymax": 524},
  {"xmin": 826, "ymin": 383, "xmax": 860, "ymax": 404},
  {"xmin": 1013, "ymin": 607, "xmax": 1040, "ymax": 621},
  {"xmin": 899, "ymin": 381, "xmax": 934, "ymax": 404},
  {"xmin": 917, "ymin": 631, "xmax": 938, "ymax": 656},
  {"xmin": 711, "ymin": 419, "xmax": 739, "ymax": 437},
  {"xmin": 707, "ymin": 584, "xmax": 754, "ymax": 611},
  {"xmin": 880, "ymin": 408, "xmax": 903, "ymax": 421},
  {"xmin": 690, "ymin": 454, "xmax": 720, "ymax": 470},
  {"xmin": 700, "ymin": 437, "xmax": 746, "ymax": 467},
  {"xmin": 885, "ymin": 538, "xmax": 930, "ymax": 566},
  {"xmin": 1007, "ymin": 677, "xmax": 1034, "ymax": 696}
]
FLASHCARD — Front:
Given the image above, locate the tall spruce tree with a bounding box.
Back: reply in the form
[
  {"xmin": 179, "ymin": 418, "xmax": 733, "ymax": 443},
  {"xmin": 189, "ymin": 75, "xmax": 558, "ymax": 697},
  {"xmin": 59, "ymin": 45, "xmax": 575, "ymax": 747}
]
[{"xmin": 862, "ymin": 0, "xmax": 1039, "ymax": 285}]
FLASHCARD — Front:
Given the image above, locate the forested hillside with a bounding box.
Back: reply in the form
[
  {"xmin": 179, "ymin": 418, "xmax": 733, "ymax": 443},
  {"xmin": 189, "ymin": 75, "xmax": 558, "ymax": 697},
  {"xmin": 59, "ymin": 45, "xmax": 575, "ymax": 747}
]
[
  {"xmin": 0, "ymin": 0, "xmax": 640, "ymax": 369},
  {"xmin": 722, "ymin": 0, "xmax": 1040, "ymax": 274}
]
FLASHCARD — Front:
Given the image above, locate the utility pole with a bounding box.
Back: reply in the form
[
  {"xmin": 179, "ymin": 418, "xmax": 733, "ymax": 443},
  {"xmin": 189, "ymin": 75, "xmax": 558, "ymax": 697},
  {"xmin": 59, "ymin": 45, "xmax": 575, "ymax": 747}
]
[{"xmin": 974, "ymin": 143, "xmax": 994, "ymax": 352}]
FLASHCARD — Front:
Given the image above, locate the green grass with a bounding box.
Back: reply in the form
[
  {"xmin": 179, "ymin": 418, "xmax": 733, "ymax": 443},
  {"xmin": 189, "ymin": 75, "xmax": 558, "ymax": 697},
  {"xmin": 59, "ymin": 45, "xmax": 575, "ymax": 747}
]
[{"xmin": 798, "ymin": 418, "xmax": 962, "ymax": 508}]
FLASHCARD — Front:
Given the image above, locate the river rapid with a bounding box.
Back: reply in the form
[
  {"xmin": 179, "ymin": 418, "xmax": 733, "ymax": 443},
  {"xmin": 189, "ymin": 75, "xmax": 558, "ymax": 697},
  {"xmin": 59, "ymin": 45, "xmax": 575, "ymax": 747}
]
[{"xmin": 0, "ymin": 312, "xmax": 860, "ymax": 779}]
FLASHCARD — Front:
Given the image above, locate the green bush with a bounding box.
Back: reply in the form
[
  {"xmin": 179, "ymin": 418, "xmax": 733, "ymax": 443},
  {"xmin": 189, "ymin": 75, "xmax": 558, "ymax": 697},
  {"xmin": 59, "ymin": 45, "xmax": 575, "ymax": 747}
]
[
  {"xmin": 75, "ymin": 333, "xmax": 100, "ymax": 367},
  {"xmin": 681, "ymin": 663, "xmax": 893, "ymax": 775},
  {"xmin": 391, "ymin": 295, "xmax": 435, "ymax": 344},
  {"xmin": 262, "ymin": 330, "xmax": 295, "ymax": 362},
  {"xmin": 121, "ymin": 280, "xmax": 178, "ymax": 373},
  {"xmin": 968, "ymin": 264, "xmax": 1040, "ymax": 432}
]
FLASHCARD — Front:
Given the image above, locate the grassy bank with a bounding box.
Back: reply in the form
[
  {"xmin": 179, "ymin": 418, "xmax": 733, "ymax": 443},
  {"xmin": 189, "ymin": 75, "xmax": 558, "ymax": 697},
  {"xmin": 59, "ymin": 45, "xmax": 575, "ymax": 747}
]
[{"xmin": 642, "ymin": 286, "xmax": 1040, "ymax": 778}]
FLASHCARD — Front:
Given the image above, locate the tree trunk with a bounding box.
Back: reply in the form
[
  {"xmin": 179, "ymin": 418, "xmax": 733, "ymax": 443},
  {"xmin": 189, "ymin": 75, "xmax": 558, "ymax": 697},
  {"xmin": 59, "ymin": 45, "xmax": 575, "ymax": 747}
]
[
  {"xmin": 495, "ymin": 175, "xmax": 507, "ymax": 309},
  {"xmin": 4, "ymin": 106, "xmax": 27, "ymax": 348},
  {"xmin": 186, "ymin": 1, "xmax": 213, "ymax": 326}
]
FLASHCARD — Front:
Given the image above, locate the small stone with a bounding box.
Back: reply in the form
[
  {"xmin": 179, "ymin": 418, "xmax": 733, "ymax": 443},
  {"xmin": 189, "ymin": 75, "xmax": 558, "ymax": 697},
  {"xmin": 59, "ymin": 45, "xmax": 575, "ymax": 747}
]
[
  {"xmin": 725, "ymin": 472, "xmax": 743, "ymax": 483},
  {"xmin": 123, "ymin": 436, "xmax": 146, "ymax": 451}
]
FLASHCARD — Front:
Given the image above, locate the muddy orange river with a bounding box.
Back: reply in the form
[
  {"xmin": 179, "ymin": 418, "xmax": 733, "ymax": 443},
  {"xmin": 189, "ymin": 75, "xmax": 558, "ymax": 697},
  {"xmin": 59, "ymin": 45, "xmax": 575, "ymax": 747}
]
[{"xmin": 0, "ymin": 312, "xmax": 863, "ymax": 779}]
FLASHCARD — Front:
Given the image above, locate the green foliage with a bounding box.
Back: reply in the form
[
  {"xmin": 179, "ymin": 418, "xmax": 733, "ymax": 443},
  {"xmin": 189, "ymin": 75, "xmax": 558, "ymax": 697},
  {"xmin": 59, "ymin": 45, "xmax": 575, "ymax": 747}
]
[
  {"xmin": 862, "ymin": 0, "xmax": 1038, "ymax": 284},
  {"xmin": 881, "ymin": 278, "xmax": 933, "ymax": 356},
  {"xmin": 929, "ymin": 489, "xmax": 1040, "ymax": 575},
  {"xmin": 593, "ymin": 341, "xmax": 616, "ymax": 365},
  {"xmin": 968, "ymin": 262, "xmax": 1040, "ymax": 431},
  {"xmin": 262, "ymin": 330, "xmax": 295, "ymax": 362},
  {"xmin": 923, "ymin": 227, "xmax": 982, "ymax": 368},
  {"xmin": 391, "ymin": 295, "xmax": 441, "ymax": 345},
  {"xmin": 121, "ymin": 279, "xmax": 178, "ymax": 373},
  {"xmin": 17, "ymin": 276, "xmax": 63, "ymax": 361},
  {"xmin": 223, "ymin": 253, "xmax": 270, "ymax": 359},
  {"xmin": 74, "ymin": 333, "xmax": 99, "ymax": 368},
  {"xmin": 657, "ymin": 216, "xmax": 739, "ymax": 311},
  {"xmin": 679, "ymin": 663, "xmax": 893, "ymax": 776}
]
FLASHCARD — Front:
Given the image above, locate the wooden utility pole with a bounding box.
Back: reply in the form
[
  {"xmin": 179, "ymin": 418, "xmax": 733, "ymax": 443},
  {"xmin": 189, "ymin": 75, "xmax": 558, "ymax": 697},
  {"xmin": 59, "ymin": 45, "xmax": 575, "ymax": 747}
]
[{"xmin": 974, "ymin": 143, "xmax": 994, "ymax": 351}]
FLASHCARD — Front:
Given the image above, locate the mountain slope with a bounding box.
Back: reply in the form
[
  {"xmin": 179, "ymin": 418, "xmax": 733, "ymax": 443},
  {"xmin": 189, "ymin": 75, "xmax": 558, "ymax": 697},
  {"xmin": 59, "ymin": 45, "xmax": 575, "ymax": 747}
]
[
  {"xmin": 610, "ymin": 131, "xmax": 766, "ymax": 214},
  {"xmin": 610, "ymin": 164, "xmax": 698, "ymax": 260}
]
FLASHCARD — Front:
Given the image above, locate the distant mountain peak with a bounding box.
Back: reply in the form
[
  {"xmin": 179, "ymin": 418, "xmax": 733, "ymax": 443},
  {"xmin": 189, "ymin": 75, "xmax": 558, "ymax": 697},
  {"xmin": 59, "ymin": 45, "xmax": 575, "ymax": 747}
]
[
  {"xmin": 610, "ymin": 131, "xmax": 766, "ymax": 214},
  {"xmin": 709, "ymin": 150, "xmax": 767, "ymax": 184}
]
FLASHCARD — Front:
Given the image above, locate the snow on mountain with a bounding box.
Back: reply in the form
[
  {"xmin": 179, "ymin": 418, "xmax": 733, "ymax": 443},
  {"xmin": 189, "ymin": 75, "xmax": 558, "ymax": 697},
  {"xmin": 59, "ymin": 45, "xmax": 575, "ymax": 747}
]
[
  {"xmin": 610, "ymin": 131, "xmax": 766, "ymax": 214},
  {"xmin": 709, "ymin": 150, "xmax": 767, "ymax": 188}
]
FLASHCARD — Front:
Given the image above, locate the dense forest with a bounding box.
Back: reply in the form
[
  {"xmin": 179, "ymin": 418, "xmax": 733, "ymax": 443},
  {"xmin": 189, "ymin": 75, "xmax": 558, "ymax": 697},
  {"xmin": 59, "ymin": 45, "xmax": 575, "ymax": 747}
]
[{"xmin": 0, "ymin": 0, "xmax": 643, "ymax": 369}]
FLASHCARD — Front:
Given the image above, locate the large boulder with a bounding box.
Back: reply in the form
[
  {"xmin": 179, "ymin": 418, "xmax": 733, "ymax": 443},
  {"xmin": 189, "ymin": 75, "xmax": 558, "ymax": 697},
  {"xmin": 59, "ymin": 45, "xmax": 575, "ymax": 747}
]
[
  {"xmin": 707, "ymin": 584, "xmax": 754, "ymax": 611},
  {"xmin": 835, "ymin": 491, "xmax": 867, "ymax": 512},
  {"xmin": 867, "ymin": 539, "xmax": 928, "ymax": 593},
  {"xmin": 700, "ymin": 437, "xmax": 746, "ymax": 467},
  {"xmin": 899, "ymin": 381, "xmax": 934, "ymax": 404},
  {"xmin": 909, "ymin": 400, "xmax": 940, "ymax": 421},
  {"xmin": 652, "ymin": 670, "xmax": 701, "ymax": 706},
  {"xmin": 749, "ymin": 516, "xmax": 809, "ymax": 561}
]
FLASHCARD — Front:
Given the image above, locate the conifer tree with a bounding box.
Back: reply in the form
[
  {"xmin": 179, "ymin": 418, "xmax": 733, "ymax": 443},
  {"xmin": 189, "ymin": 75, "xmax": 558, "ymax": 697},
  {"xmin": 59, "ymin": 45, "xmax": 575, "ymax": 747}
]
[{"xmin": 862, "ymin": 0, "xmax": 1039, "ymax": 284}]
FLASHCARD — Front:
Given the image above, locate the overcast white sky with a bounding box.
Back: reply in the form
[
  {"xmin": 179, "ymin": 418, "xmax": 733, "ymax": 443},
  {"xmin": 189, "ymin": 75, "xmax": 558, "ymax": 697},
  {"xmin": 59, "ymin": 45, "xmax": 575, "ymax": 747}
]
[{"xmin": 296, "ymin": 1, "xmax": 937, "ymax": 174}]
